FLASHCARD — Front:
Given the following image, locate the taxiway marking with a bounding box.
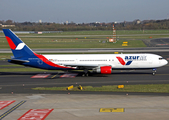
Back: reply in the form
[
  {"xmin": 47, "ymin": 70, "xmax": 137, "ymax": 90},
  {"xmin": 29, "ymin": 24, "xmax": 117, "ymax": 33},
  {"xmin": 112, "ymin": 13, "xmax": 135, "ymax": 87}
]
[
  {"xmin": 0, "ymin": 101, "xmax": 26, "ymax": 120},
  {"xmin": 18, "ymin": 109, "xmax": 54, "ymax": 120},
  {"xmin": 31, "ymin": 74, "xmax": 51, "ymax": 78},
  {"xmin": 100, "ymin": 108, "xmax": 125, "ymax": 112},
  {"xmin": 0, "ymin": 101, "xmax": 15, "ymax": 110}
]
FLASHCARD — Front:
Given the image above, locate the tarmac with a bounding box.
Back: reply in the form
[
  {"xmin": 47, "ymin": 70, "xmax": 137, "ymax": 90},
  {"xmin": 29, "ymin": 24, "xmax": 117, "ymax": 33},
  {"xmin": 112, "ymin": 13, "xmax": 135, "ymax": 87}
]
[{"xmin": 0, "ymin": 94, "xmax": 169, "ymax": 120}]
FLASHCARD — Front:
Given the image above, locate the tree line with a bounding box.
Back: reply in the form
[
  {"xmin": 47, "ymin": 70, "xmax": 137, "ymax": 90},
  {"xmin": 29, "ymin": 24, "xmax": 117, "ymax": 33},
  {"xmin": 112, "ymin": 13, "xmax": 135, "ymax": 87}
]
[{"xmin": 1, "ymin": 19, "xmax": 169, "ymax": 31}]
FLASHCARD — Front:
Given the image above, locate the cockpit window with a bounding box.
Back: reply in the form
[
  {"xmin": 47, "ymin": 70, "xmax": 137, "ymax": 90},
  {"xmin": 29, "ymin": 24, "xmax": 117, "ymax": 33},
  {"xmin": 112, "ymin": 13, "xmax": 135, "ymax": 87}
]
[{"xmin": 159, "ymin": 58, "xmax": 164, "ymax": 60}]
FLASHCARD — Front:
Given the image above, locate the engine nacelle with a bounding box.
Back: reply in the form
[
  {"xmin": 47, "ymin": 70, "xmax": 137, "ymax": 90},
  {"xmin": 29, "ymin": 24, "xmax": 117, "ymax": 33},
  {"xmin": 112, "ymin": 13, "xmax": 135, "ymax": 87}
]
[{"xmin": 93, "ymin": 66, "xmax": 112, "ymax": 74}]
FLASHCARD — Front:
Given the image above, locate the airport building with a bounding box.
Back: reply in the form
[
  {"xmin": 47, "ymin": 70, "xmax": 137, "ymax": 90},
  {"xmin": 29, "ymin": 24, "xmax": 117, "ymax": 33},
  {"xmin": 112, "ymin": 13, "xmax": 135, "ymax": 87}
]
[{"xmin": 0, "ymin": 24, "xmax": 15, "ymax": 27}]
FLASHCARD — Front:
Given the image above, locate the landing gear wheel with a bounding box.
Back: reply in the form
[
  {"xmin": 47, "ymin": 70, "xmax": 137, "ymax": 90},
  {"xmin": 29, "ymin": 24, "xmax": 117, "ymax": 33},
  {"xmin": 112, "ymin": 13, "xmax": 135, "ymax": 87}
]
[
  {"xmin": 152, "ymin": 68, "xmax": 156, "ymax": 76},
  {"xmin": 152, "ymin": 72, "xmax": 155, "ymax": 76},
  {"xmin": 82, "ymin": 70, "xmax": 90, "ymax": 77},
  {"xmin": 82, "ymin": 73, "xmax": 88, "ymax": 77}
]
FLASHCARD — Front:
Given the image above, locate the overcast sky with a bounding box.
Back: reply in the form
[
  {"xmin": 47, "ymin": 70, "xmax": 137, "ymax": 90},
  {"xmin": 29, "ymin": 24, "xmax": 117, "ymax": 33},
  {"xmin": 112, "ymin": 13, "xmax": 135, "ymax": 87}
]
[{"xmin": 0, "ymin": 0, "xmax": 169, "ymax": 23}]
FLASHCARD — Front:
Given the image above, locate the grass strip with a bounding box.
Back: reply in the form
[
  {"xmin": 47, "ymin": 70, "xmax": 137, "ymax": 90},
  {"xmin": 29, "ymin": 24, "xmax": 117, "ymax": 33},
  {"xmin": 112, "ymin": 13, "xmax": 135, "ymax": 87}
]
[
  {"xmin": 32, "ymin": 84, "xmax": 169, "ymax": 93},
  {"xmin": 0, "ymin": 65, "xmax": 23, "ymax": 67},
  {"xmin": 0, "ymin": 39, "xmax": 146, "ymax": 49},
  {"xmin": 0, "ymin": 68, "xmax": 47, "ymax": 72}
]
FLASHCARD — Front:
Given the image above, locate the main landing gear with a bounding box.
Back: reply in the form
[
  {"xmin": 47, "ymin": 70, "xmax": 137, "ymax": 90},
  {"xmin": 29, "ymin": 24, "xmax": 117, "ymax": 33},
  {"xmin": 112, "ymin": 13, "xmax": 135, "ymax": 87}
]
[
  {"xmin": 82, "ymin": 69, "xmax": 90, "ymax": 77},
  {"xmin": 152, "ymin": 68, "xmax": 156, "ymax": 76}
]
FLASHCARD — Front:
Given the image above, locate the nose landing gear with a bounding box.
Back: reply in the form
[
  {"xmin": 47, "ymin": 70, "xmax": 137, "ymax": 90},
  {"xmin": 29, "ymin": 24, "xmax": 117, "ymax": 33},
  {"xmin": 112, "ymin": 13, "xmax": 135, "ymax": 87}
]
[{"xmin": 152, "ymin": 68, "xmax": 156, "ymax": 76}]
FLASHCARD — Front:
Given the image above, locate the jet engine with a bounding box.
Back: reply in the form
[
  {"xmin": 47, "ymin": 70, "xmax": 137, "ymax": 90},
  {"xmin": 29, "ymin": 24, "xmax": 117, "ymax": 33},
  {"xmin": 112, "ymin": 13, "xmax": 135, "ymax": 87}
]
[{"xmin": 93, "ymin": 66, "xmax": 112, "ymax": 74}]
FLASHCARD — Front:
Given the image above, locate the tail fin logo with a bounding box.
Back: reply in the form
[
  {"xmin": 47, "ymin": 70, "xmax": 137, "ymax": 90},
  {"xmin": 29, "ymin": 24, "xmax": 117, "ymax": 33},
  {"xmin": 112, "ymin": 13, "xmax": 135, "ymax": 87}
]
[
  {"xmin": 116, "ymin": 56, "xmax": 132, "ymax": 66},
  {"xmin": 6, "ymin": 36, "xmax": 16, "ymax": 50},
  {"xmin": 15, "ymin": 43, "xmax": 25, "ymax": 50},
  {"xmin": 6, "ymin": 36, "xmax": 25, "ymax": 50}
]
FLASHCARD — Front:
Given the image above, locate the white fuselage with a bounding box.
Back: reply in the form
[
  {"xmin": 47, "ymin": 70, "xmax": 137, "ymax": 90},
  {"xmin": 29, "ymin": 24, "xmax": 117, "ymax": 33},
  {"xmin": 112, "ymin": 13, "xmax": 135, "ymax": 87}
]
[{"xmin": 43, "ymin": 53, "xmax": 168, "ymax": 70}]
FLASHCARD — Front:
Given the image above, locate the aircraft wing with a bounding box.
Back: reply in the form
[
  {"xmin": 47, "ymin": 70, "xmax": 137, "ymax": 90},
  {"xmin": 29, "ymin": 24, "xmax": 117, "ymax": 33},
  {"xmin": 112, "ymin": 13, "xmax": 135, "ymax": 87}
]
[{"xmin": 62, "ymin": 63, "xmax": 112, "ymax": 69}]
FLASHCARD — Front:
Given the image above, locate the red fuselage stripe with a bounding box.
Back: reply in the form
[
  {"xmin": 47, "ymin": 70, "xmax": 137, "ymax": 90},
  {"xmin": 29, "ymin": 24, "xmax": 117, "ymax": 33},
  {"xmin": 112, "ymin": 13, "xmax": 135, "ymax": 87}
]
[{"xmin": 34, "ymin": 53, "xmax": 73, "ymax": 69}]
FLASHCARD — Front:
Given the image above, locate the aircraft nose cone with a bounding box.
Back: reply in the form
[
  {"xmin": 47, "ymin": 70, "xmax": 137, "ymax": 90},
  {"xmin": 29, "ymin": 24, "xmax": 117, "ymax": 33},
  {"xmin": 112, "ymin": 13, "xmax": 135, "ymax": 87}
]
[{"xmin": 163, "ymin": 59, "xmax": 168, "ymax": 66}]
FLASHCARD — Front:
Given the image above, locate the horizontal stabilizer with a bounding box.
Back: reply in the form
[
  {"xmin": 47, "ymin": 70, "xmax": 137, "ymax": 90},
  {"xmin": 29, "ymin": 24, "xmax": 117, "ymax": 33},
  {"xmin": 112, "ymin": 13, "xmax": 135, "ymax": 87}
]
[{"xmin": 8, "ymin": 59, "xmax": 29, "ymax": 64}]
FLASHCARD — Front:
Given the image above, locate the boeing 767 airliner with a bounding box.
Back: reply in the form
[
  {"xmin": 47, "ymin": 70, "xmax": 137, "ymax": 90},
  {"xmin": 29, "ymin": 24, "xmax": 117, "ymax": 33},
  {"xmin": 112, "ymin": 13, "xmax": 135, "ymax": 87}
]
[{"xmin": 3, "ymin": 29, "xmax": 168, "ymax": 76}]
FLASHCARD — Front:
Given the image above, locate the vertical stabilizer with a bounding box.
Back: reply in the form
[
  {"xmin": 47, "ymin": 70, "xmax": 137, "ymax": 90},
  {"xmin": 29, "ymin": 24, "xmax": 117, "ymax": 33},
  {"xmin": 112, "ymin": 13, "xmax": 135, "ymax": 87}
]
[{"xmin": 3, "ymin": 29, "xmax": 35, "ymax": 58}]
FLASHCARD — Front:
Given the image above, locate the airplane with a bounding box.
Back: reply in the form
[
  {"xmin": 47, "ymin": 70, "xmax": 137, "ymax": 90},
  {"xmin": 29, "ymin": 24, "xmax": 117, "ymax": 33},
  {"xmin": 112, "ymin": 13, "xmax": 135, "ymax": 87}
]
[{"xmin": 3, "ymin": 29, "xmax": 168, "ymax": 76}]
